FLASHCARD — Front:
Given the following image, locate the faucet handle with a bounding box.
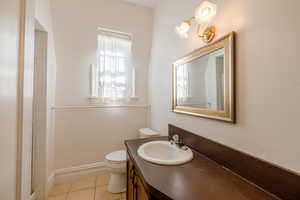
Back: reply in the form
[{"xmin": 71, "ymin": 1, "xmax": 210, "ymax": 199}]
[
  {"xmin": 172, "ymin": 134, "xmax": 179, "ymax": 142},
  {"xmin": 170, "ymin": 134, "xmax": 180, "ymax": 145},
  {"xmin": 170, "ymin": 134, "xmax": 187, "ymax": 150}
]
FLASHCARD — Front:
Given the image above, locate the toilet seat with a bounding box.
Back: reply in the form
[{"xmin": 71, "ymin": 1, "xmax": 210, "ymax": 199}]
[
  {"xmin": 139, "ymin": 128, "xmax": 160, "ymax": 138},
  {"xmin": 104, "ymin": 129, "xmax": 159, "ymax": 194},
  {"xmin": 105, "ymin": 150, "xmax": 126, "ymax": 164}
]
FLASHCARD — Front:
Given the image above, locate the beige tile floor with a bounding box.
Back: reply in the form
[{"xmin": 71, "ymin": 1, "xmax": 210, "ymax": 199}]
[{"xmin": 48, "ymin": 171, "xmax": 126, "ymax": 200}]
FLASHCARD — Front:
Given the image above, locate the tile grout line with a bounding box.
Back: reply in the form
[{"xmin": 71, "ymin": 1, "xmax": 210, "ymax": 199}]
[
  {"xmin": 50, "ymin": 173, "xmax": 115, "ymax": 200},
  {"xmin": 94, "ymin": 176, "xmax": 97, "ymax": 200},
  {"xmin": 66, "ymin": 182, "xmax": 72, "ymax": 200}
]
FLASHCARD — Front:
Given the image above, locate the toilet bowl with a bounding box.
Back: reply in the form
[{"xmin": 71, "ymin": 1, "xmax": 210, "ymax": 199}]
[
  {"xmin": 105, "ymin": 128, "xmax": 160, "ymax": 193},
  {"xmin": 105, "ymin": 150, "xmax": 127, "ymax": 193}
]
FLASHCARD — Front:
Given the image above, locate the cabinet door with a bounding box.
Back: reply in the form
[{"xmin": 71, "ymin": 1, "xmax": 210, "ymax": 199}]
[
  {"xmin": 127, "ymin": 159, "xmax": 136, "ymax": 200},
  {"xmin": 136, "ymin": 176, "xmax": 149, "ymax": 200}
]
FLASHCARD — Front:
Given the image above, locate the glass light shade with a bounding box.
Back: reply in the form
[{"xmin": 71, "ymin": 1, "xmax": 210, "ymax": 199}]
[
  {"xmin": 176, "ymin": 21, "xmax": 191, "ymax": 38},
  {"xmin": 195, "ymin": 1, "xmax": 217, "ymax": 24}
]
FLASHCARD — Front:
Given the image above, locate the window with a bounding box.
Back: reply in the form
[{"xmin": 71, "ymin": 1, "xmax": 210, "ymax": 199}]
[
  {"xmin": 176, "ymin": 64, "xmax": 190, "ymax": 103},
  {"xmin": 90, "ymin": 28, "xmax": 133, "ymax": 102}
]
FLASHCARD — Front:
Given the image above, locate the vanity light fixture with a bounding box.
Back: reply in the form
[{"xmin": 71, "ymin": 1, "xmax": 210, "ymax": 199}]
[
  {"xmin": 175, "ymin": 20, "xmax": 192, "ymax": 38},
  {"xmin": 176, "ymin": 1, "xmax": 217, "ymax": 43},
  {"xmin": 195, "ymin": 1, "xmax": 217, "ymax": 24}
]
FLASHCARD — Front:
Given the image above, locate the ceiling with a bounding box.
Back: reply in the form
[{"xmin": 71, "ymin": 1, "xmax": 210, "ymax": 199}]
[{"xmin": 123, "ymin": 0, "xmax": 159, "ymax": 8}]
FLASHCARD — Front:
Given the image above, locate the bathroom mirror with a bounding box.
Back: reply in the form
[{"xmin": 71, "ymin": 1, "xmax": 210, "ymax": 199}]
[{"xmin": 172, "ymin": 32, "xmax": 235, "ymax": 123}]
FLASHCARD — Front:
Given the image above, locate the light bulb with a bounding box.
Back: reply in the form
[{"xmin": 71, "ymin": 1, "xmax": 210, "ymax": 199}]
[
  {"xmin": 179, "ymin": 21, "xmax": 191, "ymax": 33},
  {"xmin": 176, "ymin": 21, "xmax": 191, "ymax": 38},
  {"xmin": 195, "ymin": 1, "xmax": 217, "ymax": 24},
  {"xmin": 202, "ymin": 7, "xmax": 212, "ymax": 17}
]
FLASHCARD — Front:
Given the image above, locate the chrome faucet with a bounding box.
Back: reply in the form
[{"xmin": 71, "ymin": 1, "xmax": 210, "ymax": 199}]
[
  {"xmin": 170, "ymin": 134, "xmax": 189, "ymax": 151},
  {"xmin": 170, "ymin": 134, "xmax": 180, "ymax": 145}
]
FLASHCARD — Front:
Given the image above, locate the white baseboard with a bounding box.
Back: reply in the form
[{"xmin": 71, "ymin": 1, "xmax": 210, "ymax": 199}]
[{"xmin": 52, "ymin": 162, "xmax": 107, "ymax": 184}]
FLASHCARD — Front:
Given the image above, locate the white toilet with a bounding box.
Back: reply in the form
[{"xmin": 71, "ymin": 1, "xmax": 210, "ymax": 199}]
[{"xmin": 105, "ymin": 128, "xmax": 160, "ymax": 193}]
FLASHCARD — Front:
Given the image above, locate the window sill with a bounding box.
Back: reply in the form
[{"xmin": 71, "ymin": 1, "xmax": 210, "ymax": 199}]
[{"xmin": 88, "ymin": 96, "xmax": 99, "ymax": 104}]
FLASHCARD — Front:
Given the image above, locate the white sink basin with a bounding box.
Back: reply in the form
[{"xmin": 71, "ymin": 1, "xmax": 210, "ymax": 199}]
[{"xmin": 137, "ymin": 141, "xmax": 193, "ymax": 165}]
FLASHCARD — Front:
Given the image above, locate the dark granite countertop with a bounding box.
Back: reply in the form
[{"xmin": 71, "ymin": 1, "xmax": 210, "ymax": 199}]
[{"xmin": 125, "ymin": 137, "xmax": 278, "ymax": 200}]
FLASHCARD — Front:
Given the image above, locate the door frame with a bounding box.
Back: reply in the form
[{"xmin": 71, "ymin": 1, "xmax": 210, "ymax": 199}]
[{"xmin": 16, "ymin": 0, "xmax": 40, "ymax": 199}]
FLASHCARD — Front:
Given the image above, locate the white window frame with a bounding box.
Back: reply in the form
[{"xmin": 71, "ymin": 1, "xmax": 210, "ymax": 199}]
[{"xmin": 89, "ymin": 27, "xmax": 137, "ymax": 103}]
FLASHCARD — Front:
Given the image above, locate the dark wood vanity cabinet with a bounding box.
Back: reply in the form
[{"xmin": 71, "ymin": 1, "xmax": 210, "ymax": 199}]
[
  {"xmin": 125, "ymin": 126, "xmax": 300, "ymax": 200},
  {"xmin": 127, "ymin": 157, "xmax": 149, "ymax": 200},
  {"xmin": 127, "ymin": 159, "xmax": 135, "ymax": 200}
]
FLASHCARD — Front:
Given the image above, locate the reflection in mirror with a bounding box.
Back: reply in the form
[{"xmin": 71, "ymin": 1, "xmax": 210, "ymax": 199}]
[
  {"xmin": 176, "ymin": 48, "xmax": 225, "ymax": 111},
  {"xmin": 173, "ymin": 32, "xmax": 235, "ymax": 122}
]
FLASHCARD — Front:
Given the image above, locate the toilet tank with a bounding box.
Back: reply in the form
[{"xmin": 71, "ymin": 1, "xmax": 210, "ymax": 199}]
[{"xmin": 139, "ymin": 128, "xmax": 160, "ymax": 139}]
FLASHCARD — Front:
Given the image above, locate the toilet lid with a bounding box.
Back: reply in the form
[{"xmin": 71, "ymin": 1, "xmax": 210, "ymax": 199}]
[
  {"xmin": 139, "ymin": 128, "xmax": 160, "ymax": 136},
  {"xmin": 105, "ymin": 150, "xmax": 126, "ymax": 163}
]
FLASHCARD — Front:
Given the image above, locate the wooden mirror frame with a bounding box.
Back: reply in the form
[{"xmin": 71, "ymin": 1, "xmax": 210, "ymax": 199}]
[{"xmin": 172, "ymin": 32, "xmax": 235, "ymax": 123}]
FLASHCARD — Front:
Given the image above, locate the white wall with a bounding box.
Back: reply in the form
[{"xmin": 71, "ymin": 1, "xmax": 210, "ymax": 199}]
[
  {"xmin": 54, "ymin": 106, "xmax": 148, "ymax": 169},
  {"xmin": 51, "ymin": 0, "xmax": 153, "ymax": 170},
  {"xmin": 0, "ymin": 0, "xmax": 20, "ymax": 199},
  {"xmin": 52, "ymin": 0, "xmax": 153, "ymax": 106},
  {"xmin": 149, "ymin": 0, "xmax": 300, "ymax": 173}
]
